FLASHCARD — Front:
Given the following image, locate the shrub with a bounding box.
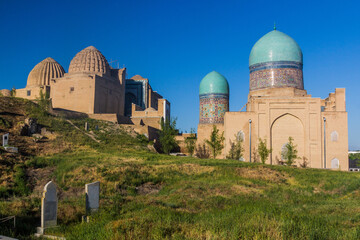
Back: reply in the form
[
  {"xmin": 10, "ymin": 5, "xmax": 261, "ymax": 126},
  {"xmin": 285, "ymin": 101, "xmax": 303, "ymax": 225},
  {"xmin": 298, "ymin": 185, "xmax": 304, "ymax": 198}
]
[
  {"xmin": 184, "ymin": 128, "xmax": 196, "ymax": 156},
  {"xmin": 195, "ymin": 142, "xmax": 210, "ymax": 159},
  {"xmin": 226, "ymin": 134, "xmax": 243, "ymax": 160},
  {"xmin": 281, "ymin": 137, "xmax": 299, "ymax": 166},
  {"xmin": 258, "ymin": 138, "xmax": 271, "ymax": 164}
]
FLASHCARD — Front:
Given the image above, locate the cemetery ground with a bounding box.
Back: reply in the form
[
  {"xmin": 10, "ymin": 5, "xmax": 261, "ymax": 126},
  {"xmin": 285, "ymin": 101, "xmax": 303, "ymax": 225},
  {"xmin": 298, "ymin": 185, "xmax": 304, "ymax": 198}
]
[{"xmin": 1, "ymin": 96, "xmax": 360, "ymax": 239}]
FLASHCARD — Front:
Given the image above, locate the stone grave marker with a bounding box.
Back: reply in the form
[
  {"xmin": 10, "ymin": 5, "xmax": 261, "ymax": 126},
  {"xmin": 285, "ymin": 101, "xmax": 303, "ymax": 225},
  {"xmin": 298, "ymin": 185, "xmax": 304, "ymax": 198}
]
[
  {"xmin": 37, "ymin": 181, "xmax": 57, "ymax": 234},
  {"xmin": 2, "ymin": 133, "xmax": 9, "ymax": 147},
  {"xmin": 85, "ymin": 122, "xmax": 89, "ymax": 131},
  {"xmin": 85, "ymin": 181, "xmax": 100, "ymax": 213}
]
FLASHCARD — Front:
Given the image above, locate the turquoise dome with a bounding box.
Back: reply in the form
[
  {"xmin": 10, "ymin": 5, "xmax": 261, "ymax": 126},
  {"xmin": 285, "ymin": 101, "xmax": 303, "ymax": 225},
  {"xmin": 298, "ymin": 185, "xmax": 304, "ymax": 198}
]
[
  {"xmin": 249, "ymin": 30, "xmax": 302, "ymax": 66},
  {"xmin": 199, "ymin": 71, "xmax": 229, "ymax": 95}
]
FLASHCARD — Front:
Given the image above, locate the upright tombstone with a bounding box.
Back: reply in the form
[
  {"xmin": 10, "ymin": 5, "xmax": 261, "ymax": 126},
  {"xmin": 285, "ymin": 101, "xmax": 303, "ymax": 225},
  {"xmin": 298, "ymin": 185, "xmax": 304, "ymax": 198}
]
[
  {"xmin": 85, "ymin": 181, "xmax": 100, "ymax": 213},
  {"xmin": 85, "ymin": 122, "xmax": 89, "ymax": 131},
  {"xmin": 2, "ymin": 133, "xmax": 9, "ymax": 147},
  {"xmin": 37, "ymin": 181, "xmax": 57, "ymax": 234}
]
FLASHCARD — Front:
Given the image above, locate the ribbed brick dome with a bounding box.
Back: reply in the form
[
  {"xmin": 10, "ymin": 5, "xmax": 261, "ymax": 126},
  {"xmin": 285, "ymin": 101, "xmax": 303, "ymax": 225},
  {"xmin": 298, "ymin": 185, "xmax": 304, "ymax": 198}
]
[
  {"xmin": 26, "ymin": 57, "xmax": 65, "ymax": 87},
  {"xmin": 68, "ymin": 46, "xmax": 110, "ymax": 75}
]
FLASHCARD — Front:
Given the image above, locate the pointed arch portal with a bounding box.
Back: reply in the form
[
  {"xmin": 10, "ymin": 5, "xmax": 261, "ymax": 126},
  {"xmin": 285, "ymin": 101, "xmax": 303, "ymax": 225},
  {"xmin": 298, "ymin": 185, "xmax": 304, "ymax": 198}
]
[{"xmin": 270, "ymin": 114, "xmax": 304, "ymax": 164}]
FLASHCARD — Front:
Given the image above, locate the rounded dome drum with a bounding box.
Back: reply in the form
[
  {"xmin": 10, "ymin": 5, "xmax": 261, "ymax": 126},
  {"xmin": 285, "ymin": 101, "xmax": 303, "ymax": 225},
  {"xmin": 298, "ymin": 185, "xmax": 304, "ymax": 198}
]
[
  {"xmin": 199, "ymin": 71, "xmax": 229, "ymax": 124},
  {"xmin": 26, "ymin": 57, "xmax": 65, "ymax": 87},
  {"xmin": 68, "ymin": 46, "xmax": 110, "ymax": 75},
  {"xmin": 249, "ymin": 30, "xmax": 304, "ymax": 91}
]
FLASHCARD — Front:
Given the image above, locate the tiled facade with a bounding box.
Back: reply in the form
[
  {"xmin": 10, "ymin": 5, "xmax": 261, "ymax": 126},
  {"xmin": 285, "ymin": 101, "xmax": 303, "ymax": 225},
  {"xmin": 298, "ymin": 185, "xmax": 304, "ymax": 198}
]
[
  {"xmin": 249, "ymin": 61, "xmax": 303, "ymax": 91},
  {"xmin": 199, "ymin": 93, "xmax": 229, "ymax": 124}
]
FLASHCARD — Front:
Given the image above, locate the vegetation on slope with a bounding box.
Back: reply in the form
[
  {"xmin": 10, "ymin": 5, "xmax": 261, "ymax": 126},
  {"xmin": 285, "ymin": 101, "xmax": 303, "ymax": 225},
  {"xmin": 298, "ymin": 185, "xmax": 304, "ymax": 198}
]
[{"xmin": 1, "ymin": 96, "xmax": 360, "ymax": 240}]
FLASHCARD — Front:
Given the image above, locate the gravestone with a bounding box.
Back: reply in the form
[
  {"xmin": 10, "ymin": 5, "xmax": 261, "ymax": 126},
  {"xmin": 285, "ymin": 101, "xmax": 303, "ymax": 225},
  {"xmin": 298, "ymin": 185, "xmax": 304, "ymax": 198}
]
[
  {"xmin": 85, "ymin": 122, "xmax": 89, "ymax": 131},
  {"xmin": 2, "ymin": 133, "xmax": 9, "ymax": 147},
  {"xmin": 85, "ymin": 181, "xmax": 100, "ymax": 213},
  {"xmin": 37, "ymin": 181, "xmax": 57, "ymax": 234}
]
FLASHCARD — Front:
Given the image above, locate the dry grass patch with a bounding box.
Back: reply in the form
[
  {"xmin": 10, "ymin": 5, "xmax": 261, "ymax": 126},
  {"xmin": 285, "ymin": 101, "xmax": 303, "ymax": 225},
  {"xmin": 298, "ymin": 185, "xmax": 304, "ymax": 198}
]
[
  {"xmin": 231, "ymin": 184, "xmax": 263, "ymax": 195},
  {"xmin": 236, "ymin": 166, "xmax": 288, "ymax": 183},
  {"xmin": 155, "ymin": 163, "xmax": 215, "ymax": 175}
]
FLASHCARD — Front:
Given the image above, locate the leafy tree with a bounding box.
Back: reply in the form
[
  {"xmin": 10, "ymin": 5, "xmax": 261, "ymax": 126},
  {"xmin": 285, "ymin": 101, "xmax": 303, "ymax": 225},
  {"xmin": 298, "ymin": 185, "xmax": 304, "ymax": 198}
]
[
  {"xmin": 258, "ymin": 138, "xmax": 271, "ymax": 164},
  {"xmin": 226, "ymin": 134, "xmax": 243, "ymax": 160},
  {"xmin": 252, "ymin": 147, "xmax": 260, "ymax": 163},
  {"xmin": 185, "ymin": 128, "xmax": 197, "ymax": 157},
  {"xmin": 195, "ymin": 142, "xmax": 210, "ymax": 159},
  {"xmin": 349, "ymin": 153, "xmax": 360, "ymax": 160},
  {"xmin": 159, "ymin": 117, "xmax": 178, "ymax": 154},
  {"xmin": 205, "ymin": 125, "xmax": 225, "ymax": 159},
  {"xmin": 37, "ymin": 89, "xmax": 50, "ymax": 111},
  {"xmin": 10, "ymin": 87, "xmax": 16, "ymax": 97},
  {"xmin": 281, "ymin": 137, "xmax": 299, "ymax": 166}
]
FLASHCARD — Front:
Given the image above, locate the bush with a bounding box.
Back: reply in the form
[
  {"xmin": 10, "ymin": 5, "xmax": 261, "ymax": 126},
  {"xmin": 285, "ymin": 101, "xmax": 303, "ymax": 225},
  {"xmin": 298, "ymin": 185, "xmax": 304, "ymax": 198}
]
[
  {"xmin": 195, "ymin": 143, "xmax": 210, "ymax": 159},
  {"xmin": 226, "ymin": 134, "xmax": 243, "ymax": 160}
]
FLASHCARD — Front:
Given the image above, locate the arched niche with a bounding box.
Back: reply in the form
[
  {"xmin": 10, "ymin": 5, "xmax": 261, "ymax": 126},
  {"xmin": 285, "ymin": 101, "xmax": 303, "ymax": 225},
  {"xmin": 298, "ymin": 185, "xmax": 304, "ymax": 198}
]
[
  {"xmin": 331, "ymin": 158, "xmax": 339, "ymax": 169},
  {"xmin": 237, "ymin": 130, "xmax": 245, "ymax": 142},
  {"xmin": 271, "ymin": 113, "xmax": 304, "ymax": 165},
  {"xmin": 331, "ymin": 131, "xmax": 339, "ymax": 142}
]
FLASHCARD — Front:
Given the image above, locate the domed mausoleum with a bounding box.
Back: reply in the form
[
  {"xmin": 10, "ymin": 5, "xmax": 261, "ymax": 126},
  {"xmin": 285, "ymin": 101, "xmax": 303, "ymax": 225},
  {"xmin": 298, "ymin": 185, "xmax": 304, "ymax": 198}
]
[
  {"xmin": 14, "ymin": 46, "xmax": 170, "ymax": 138},
  {"xmin": 197, "ymin": 28, "xmax": 349, "ymax": 171}
]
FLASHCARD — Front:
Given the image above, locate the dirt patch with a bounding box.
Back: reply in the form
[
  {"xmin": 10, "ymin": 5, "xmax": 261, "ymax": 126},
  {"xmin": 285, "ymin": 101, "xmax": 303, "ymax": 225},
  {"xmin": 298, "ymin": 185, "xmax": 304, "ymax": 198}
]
[
  {"xmin": 236, "ymin": 166, "xmax": 288, "ymax": 183},
  {"xmin": 27, "ymin": 167, "xmax": 56, "ymax": 198},
  {"xmin": 136, "ymin": 182, "xmax": 162, "ymax": 195}
]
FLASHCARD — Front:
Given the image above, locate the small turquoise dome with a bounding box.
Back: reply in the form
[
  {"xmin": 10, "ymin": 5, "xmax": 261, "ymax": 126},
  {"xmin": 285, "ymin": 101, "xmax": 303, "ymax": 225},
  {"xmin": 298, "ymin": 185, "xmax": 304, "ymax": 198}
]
[
  {"xmin": 199, "ymin": 71, "xmax": 229, "ymax": 95},
  {"xmin": 249, "ymin": 30, "xmax": 302, "ymax": 66}
]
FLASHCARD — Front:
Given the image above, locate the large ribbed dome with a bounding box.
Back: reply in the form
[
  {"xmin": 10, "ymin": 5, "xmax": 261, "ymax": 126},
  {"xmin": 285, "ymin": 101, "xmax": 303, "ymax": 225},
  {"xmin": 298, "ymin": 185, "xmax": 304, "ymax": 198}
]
[
  {"xmin": 68, "ymin": 46, "xmax": 110, "ymax": 75},
  {"xmin": 199, "ymin": 71, "xmax": 229, "ymax": 95},
  {"xmin": 26, "ymin": 57, "xmax": 65, "ymax": 87},
  {"xmin": 249, "ymin": 30, "xmax": 302, "ymax": 66}
]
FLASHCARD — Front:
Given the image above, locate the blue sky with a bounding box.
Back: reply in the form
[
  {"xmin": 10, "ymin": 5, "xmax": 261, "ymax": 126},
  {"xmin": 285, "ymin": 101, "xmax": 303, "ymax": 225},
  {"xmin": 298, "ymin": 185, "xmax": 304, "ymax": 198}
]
[{"xmin": 0, "ymin": 0, "xmax": 359, "ymax": 149}]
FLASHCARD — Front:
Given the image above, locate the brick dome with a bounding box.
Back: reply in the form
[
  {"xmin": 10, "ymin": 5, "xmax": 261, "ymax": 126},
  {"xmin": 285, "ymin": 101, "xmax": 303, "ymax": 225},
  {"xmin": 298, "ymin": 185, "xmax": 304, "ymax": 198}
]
[
  {"xmin": 68, "ymin": 46, "xmax": 110, "ymax": 75},
  {"xmin": 26, "ymin": 57, "xmax": 65, "ymax": 87}
]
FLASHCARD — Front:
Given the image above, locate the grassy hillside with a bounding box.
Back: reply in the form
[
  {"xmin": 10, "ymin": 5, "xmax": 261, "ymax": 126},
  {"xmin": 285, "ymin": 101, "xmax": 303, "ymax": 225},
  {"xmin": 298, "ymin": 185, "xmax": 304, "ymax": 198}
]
[{"xmin": 1, "ymin": 96, "xmax": 360, "ymax": 240}]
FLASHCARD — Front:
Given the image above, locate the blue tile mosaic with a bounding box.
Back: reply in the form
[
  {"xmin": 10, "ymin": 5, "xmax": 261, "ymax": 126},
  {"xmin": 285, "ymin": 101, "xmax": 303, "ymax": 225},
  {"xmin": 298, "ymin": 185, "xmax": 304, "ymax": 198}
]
[
  {"xmin": 249, "ymin": 61, "xmax": 303, "ymax": 91},
  {"xmin": 199, "ymin": 93, "xmax": 229, "ymax": 124}
]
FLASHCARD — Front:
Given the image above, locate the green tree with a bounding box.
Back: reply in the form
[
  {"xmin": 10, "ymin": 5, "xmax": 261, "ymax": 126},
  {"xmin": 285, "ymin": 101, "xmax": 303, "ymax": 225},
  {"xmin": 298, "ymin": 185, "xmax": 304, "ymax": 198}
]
[
  {"xmin": 159, "ymin": 117, "xmax": 178, "ymax": 154},
  {"xmin": 10, "ymin": 87, "xmax": 16, "ymax": 97},
  {"xmin": 206, "ymin": 125, "xmax": 225, "ymax": 159},
  {"xmin": 281, "ymin": 137, "xmax": 299, "ymax": 166},
  {"xmin": 185, "ymin": 128, "xmax": 197, "ymax": 157},
  {"xmin": 37, "ymin": 89, "xmax": 50, "ymax": 111},
  {"xmin": 258, "ymin": 138, "xmax": 271, "ymax": 164},
  {"xmin": 226, "ymin": 134, "xmax": 243, "ymax": 160}
]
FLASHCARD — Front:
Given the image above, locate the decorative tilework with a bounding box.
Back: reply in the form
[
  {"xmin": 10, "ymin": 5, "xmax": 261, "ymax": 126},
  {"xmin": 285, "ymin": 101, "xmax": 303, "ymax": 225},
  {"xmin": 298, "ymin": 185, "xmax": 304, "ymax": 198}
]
[
  {"xmin": 249, "ymin": 61, "xmax": 303, "ymax": 91},
  {"xmin": 199, "ymin": 93, "xmax": 229, "ymax": 124}
]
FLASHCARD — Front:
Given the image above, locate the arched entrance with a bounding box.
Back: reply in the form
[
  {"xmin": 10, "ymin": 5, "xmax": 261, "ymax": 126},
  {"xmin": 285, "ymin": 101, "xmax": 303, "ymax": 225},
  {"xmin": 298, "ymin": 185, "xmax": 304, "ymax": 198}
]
[{"xmin": 271, "ymin": 114, "xmax": 304, "ymax": 165}]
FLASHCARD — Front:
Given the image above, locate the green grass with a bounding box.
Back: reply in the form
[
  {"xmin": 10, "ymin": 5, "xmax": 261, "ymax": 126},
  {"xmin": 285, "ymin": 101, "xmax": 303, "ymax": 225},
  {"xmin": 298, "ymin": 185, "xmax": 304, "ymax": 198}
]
[{"xmin": 1, "ymin": 97, "xmax": 360, "ymax": 239}]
